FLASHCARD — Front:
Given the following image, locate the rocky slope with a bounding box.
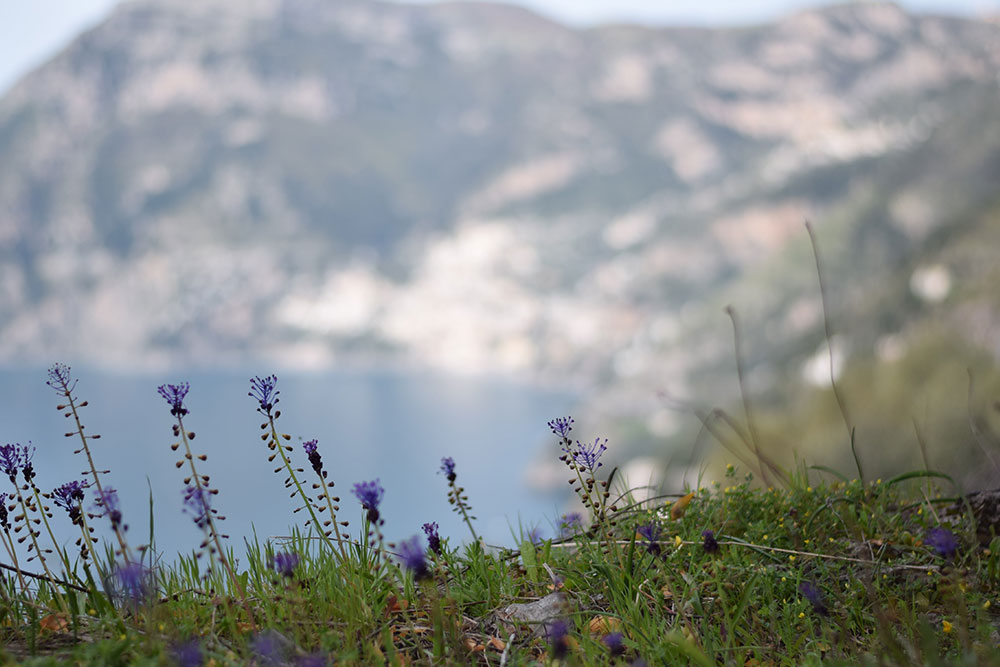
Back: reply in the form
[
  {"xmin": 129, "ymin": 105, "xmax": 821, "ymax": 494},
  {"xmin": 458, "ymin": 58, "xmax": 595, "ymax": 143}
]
[{"xmin": 2, "ymin": 0, "xmax": 999, "ymax": 479}]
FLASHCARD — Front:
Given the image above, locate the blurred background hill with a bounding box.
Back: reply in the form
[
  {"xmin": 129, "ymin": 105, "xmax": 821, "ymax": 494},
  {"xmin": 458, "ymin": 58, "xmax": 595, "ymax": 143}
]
[{"xmin": 1, "ymin": 0, "xmax": 999, "ymax": 490}]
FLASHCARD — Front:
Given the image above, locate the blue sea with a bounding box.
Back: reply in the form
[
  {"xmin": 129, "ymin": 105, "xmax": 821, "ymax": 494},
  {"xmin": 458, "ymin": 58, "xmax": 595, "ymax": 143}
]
[{"xmin": 0, "ymin": 367, "xmax": 575, "ymax": 561}]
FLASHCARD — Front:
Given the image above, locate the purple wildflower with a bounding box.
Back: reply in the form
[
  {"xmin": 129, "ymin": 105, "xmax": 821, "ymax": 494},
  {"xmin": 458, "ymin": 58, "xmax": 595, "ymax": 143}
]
[
  {"xmin": 925, "ymin": 527, "xmax": 959, "ymax": 559},
  {"xmin": 559, "ymin": 512, "xmax": 584, "ymax": 537},
  {"xmin": 422, "ymin": 522, "xmax": 442, "ymax": 555},
  {"xmin": 353, "ymin": 479, "xmax": 384, "ymax": 524},
  {"xmin": 0, "ymin": 443, "xmax": 33, "ymax": 483},
  {"xmin": 702, "ymin": 530, "xmax": 719, "ymax": 554},
  {"xmin": 564, "ymin": 438, "xmax": 608, "ymax": 471},
  {"xmin": 20, "ymin": 445, "xmax": 36, "ymax": 485},
  {"xmin": 637, "ymin": 522, "xmax": 662, "ymax": 556},
  {"xmin": 95, "ymin": 487, "xmax": 125, "ymax": 532},
  {"xmin": 46, "ymin": 363, "xmax": 73, "ymax": 392},
  {"xmin": 527, "ymin": 526, "xmax": 545, "ymax": 545},
  {"xmin": 0, "ymin": 444, "xmax": 19, "ymax": 481},
  {"xmin": 172, "ymin": 640, "xmax": 204, "ymax": 667},
  {"xmin": 397, "ymin": 535, "xmax": 429, "ymax": 580},
  {"xmin": 183, "ymin": 485, "xmax": 211, "ymax": 530},
  {"xmin": 547, "ymin": 416, "xmax": 574, "ymax": 439},
  {"xmin": 303, "ymin": 439, "xmax": 324, "ymax": 477},
  {"xmin": 269, "ymin": 551, "xmax": 300, "ymax": 578},
  {"xmin": 547, "ymin": 619, "xmax": 569, "ymax": 659},
  {"xmin": 0, "ymin": 492, "xmax": 9, "ymax": 532},
  {"xmin": 799, "ymin": 581, "xmax": 829, "ymax": 617},
  {"xmin": 603, "ymin": 632, "xmax": 625, "ymax": 657},
  {"xmin": 251, "ymin": 630, "xmax": 288, "ymax": 667},
  {"xmin": 249, "ymin": 375, "xmax": 279, "ymax": 414},
  {"xmin": 157, "ymin": 382, "xmax": 190, "ymax": 417},
  {"xmin": 440, "ymin": 457, "xmax": 456, "ymax": 482},
  {"xmin": 53, "ymin": 480, "xmax": 88, "ymax": 524},
  {"xmin": 114, "ymin": 561, "xmax": 152, "ymax": 603}
]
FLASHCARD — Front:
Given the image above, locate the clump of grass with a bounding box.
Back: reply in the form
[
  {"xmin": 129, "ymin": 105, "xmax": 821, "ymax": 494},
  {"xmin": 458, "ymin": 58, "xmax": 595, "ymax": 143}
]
[{"xmin": 1, "ymin": 364, "xmax": 999, "ymax": 666}]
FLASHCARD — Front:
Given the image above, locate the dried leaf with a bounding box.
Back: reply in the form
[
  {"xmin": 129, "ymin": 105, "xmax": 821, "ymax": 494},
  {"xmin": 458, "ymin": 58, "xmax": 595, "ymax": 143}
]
[
  {"xmin": 587, "ymin": 615, "xmax": 622, "ymax": 635},
  {"xmin": 40, "ymin": 613, "xmax": 68, "ymax": 632},
  {"xmin": 488, "ymin": 636, "xmax": 506, "ymax": 651},
  {"xmin": 384, "ymin": 595, "xmax": 408, "ymax": 616}
]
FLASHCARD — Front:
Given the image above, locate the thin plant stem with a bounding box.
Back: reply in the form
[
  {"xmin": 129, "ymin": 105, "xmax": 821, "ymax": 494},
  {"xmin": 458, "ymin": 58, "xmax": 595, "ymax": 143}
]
[
  {"xmin": 175, "ymin": 414, "xmax": 258, "ymax": 632},
  {"xmin": 805, "ymin": 221, "xmax": 863, "ymax": 484},
  {"xmin": 50, "ymin": 375, "xmax": 132, "ymax": 562},
  {"xmin": 266, "ymin": 416, "xmax": 335, "ymax": 553}
]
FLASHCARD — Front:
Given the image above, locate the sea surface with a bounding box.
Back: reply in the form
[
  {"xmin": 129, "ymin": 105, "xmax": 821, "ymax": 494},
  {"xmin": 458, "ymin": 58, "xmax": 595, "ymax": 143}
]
[{"xmin": 0, "ymin": 366, "xmax": 576, "ymax": 561}]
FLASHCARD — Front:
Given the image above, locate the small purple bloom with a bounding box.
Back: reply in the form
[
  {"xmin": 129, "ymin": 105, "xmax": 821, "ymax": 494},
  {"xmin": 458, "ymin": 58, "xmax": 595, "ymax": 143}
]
[
  {"xmin": 527, "ymin": 526, "xmax": 545, "ymax": 545},
  {"xmin": 0, "ymin": 443, "xmax": 33, "ymax": 483},
  {"xmin": 564, "ymin": 438, "xmax": 608, "ymax": 471},
  {"xmin": 303, "ymin": 439, "xmax": 324, "ymax": 477},
  {"xmin": 0, "ymin": 492, "xmax": 9, "ymax": 532},
  {"xmin": 172, "ymin": 640, "xmax": 204, "ymax": 667},
  {"xmin": 251, "ymin": 630, "xmax": 288, "ymax": 666},
  {"xmin": 0, "ymin": 444, "xmax": 19, "ymax": 481},
  {"xmin": 157, "ymin": 382, "xmax": 190, "ymax": 417},
  {"xmin": 603, "ymin": 631, "xmax": 625, "ymax": 657},
  {"xmin": 114, "ymin": 561, "xmax": 152, "ymax": 603},
  {"xmin": 799, "ymin": 581, "xmax": 829, "ymax": 617},
  {"xmin": 353, "ymin": 479, "xmax": 383, "ymax": 510},
  {"xmin": 547, "ymin": 416, "xmax": 574, "ymax": 439},
  {"xmin": 269, "ymin": 551, "xmax": 300, "ymax": 578},
  {"xmin": 559, "ymin": 512, "xmax": 583, "ymax": 537},
  {"xmin": 637, "ymin": 521, "xmax": 661, "ymax": 556},
  {"xmin": 440, "ymin": 457, "xmax": 456, "ymax": 482},
  {"xmin": 547, "ymin": 619, "xmax": 569, "ymax": 659},
  {"xmin": 702, "ymin": 530, "xmax": 719, "ymax": 554},
  {"xmin": 53, "ymin": 480, "xmax": 88, "ymax": 524},
  {"xmin": 423, "ymin": 522, "xmax": 442, "ymax": 555},
  {"xmin": 397, "ymin": 535, "xmax": 429, "ymax": 580},
  {"xmin": 96, "ymin": 487, "xmax": 125, "ymax": 532},
  {"xmin": 46, "ymin": 363, "xmax": 73, "ymax": 392},
  {"xmin": 925, "ymin": 527, "xmax": 959, "ymax": 559},
  {"xmin": 353, "ymin": 479, "xmax": 384, "ymax": 524},
  {"xmin": 249, "ymin": 375, "xmax": 279, "ymax": 413},
  {"xmin": 183, "ymin": 485, "xmax": 211, "ymax": 530}
]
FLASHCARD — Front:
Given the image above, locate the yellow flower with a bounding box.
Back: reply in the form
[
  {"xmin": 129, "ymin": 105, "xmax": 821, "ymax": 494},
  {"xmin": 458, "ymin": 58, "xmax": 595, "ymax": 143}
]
[
  {"xmin": 674, "ymin": 535, "xmax": 683, "ymax": 549},
  {"xmin": 984, "ymin": 601, "xmax": 992, "ymax": 610},
  {"xmin": 942, "ymin": 620, "xmax": 952, "ymax": 634},
  {"xmin": 789, "ymin": 555, "xmax": 796, "ymax": 562},
  {"xmin": 798, "ymin": 612, "xmax": 805, "ymax": 618}
]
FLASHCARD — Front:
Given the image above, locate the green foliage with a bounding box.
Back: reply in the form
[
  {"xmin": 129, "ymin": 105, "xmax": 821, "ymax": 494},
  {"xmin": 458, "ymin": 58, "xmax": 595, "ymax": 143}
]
[{"xmin": 4, "ymin": 469, "xmax": 998, "ymax": 665}]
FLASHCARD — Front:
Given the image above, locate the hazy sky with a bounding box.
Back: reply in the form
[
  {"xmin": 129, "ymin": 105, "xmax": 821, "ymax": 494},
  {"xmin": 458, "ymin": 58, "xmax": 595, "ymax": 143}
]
[{"xmin": 2, "ymin": 0, "xmax": 998, "ymax": 95}]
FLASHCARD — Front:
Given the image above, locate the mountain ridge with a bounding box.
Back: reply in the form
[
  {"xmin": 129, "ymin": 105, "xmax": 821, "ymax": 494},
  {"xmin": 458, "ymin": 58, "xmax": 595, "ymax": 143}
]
[{"xmin": 1, "ymin": 0, "xmax": 999, "ymax": 478}]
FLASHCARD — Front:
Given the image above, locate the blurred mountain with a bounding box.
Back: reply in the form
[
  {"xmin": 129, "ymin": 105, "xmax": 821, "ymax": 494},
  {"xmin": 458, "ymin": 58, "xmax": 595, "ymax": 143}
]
[{"xmin": 2, "ymin": 0, "xmax": 999, "ymax": 481}]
